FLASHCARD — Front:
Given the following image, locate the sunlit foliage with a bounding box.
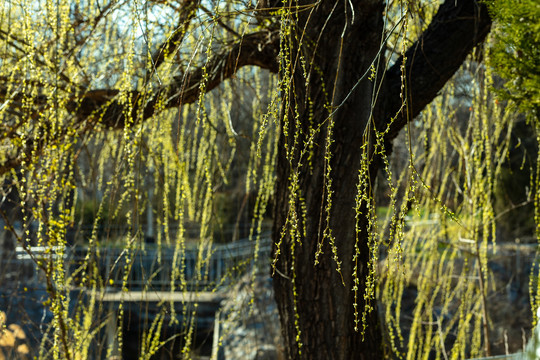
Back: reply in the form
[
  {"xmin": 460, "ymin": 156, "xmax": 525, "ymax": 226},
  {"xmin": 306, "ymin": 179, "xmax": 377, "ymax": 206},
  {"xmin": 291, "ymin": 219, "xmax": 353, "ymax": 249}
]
[
  {"xmin": 487, "ymin": 0, "xmax": 540, "ymax": 120},
  {"xmin": 0, "ymin": 0, "xmax": 536, "ymax": 359}
]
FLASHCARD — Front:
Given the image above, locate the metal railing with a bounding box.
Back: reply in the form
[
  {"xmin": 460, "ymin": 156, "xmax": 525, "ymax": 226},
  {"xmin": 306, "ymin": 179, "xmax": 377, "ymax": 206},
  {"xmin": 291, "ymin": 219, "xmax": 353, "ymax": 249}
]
[{"xmin": 6, "ymin": 235, "xmax": 272, "ymax": 290}]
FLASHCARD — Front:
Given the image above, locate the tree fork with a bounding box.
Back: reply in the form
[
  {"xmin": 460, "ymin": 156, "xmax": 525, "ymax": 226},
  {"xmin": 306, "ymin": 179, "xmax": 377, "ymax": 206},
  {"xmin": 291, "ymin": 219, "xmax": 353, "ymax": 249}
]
[{"xmin": 272, "ymin": 0, "xmax": 491, "ymax": 358}]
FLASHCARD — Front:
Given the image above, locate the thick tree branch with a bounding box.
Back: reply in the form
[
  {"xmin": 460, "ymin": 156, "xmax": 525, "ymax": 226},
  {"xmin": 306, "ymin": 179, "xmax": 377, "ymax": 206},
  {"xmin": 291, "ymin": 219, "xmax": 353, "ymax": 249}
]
[
  {"xmin": 163, "ymin": 30, "xmax": 279, "ymax": 107},
  {"xmin": 68, "ymin": 29, "xmax": 279, "ymax": 129},
  {"xmin": 381, "ymin": 0, "xmax": 492, "ymax": 141}
]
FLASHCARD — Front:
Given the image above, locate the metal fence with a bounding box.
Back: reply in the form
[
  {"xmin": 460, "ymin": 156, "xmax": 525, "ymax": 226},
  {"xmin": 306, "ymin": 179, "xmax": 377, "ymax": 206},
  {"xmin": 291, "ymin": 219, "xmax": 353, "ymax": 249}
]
[{"xmin": 7, "ymin": 235, "xmax": 272, "ymax": 290}]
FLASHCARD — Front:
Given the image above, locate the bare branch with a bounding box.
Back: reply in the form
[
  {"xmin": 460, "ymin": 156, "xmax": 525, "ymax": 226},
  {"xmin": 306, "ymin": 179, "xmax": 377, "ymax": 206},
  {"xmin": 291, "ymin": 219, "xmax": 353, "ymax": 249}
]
[
  {"xmin": 381, "ymin": 0, "xmax": 492, "ymax": 142},
  {"xmin": 199, "ymin": 4, "xmax": 241, "ymax": 38},
  {"xmin": 70, "ymin": 29, "xmax": 279, "ymax": 128},
  {"xmin": 146, "ymin": 0, "xmax": 201, "ymax": 83}
]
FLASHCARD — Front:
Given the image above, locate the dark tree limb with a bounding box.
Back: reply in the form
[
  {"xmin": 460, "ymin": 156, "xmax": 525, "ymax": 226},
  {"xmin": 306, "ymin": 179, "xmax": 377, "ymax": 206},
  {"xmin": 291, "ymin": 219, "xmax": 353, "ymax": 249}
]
[
  {"xmin": 0, "ymin": 30, "xmax": 279, "ymax": 175},
  {"xmin": 381, "ymin": 0, "xmax": 492, "ymax": 142},
  {"xmin": 68, "ymin": 29, "xmax": 279, "ymax": 128}
]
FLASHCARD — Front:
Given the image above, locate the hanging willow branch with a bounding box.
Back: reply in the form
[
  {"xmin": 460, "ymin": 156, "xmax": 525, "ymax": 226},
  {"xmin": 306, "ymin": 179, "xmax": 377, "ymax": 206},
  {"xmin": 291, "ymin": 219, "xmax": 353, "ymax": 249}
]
[{"xmin": 0, "ymin": 29, "xmax": 279, "ymax": 176}]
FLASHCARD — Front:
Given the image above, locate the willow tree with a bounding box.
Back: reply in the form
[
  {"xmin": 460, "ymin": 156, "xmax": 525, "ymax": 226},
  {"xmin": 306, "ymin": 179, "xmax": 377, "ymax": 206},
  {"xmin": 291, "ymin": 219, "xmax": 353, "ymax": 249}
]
[{"xmin": 0, "ymin": 0, "xmax": 494, "ymax": 359}]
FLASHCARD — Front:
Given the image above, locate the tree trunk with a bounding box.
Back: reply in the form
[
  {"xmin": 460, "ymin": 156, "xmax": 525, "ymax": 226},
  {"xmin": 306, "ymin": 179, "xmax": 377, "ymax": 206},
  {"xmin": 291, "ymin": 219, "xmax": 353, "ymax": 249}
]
[
  {"xmin": 272, "ymin": 1, "xmax": 385, "ymax": 359},
  {"xmin": 271, "ymin": 0, "xmax": 492, "ymax": 358}
]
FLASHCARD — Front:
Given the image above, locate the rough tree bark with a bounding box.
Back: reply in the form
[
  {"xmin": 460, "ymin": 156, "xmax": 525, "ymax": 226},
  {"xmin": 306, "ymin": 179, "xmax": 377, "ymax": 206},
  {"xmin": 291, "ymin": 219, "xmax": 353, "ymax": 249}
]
[{"xmin": 272, "ymin": 0, "xmax": 491, "ymax": 359}]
